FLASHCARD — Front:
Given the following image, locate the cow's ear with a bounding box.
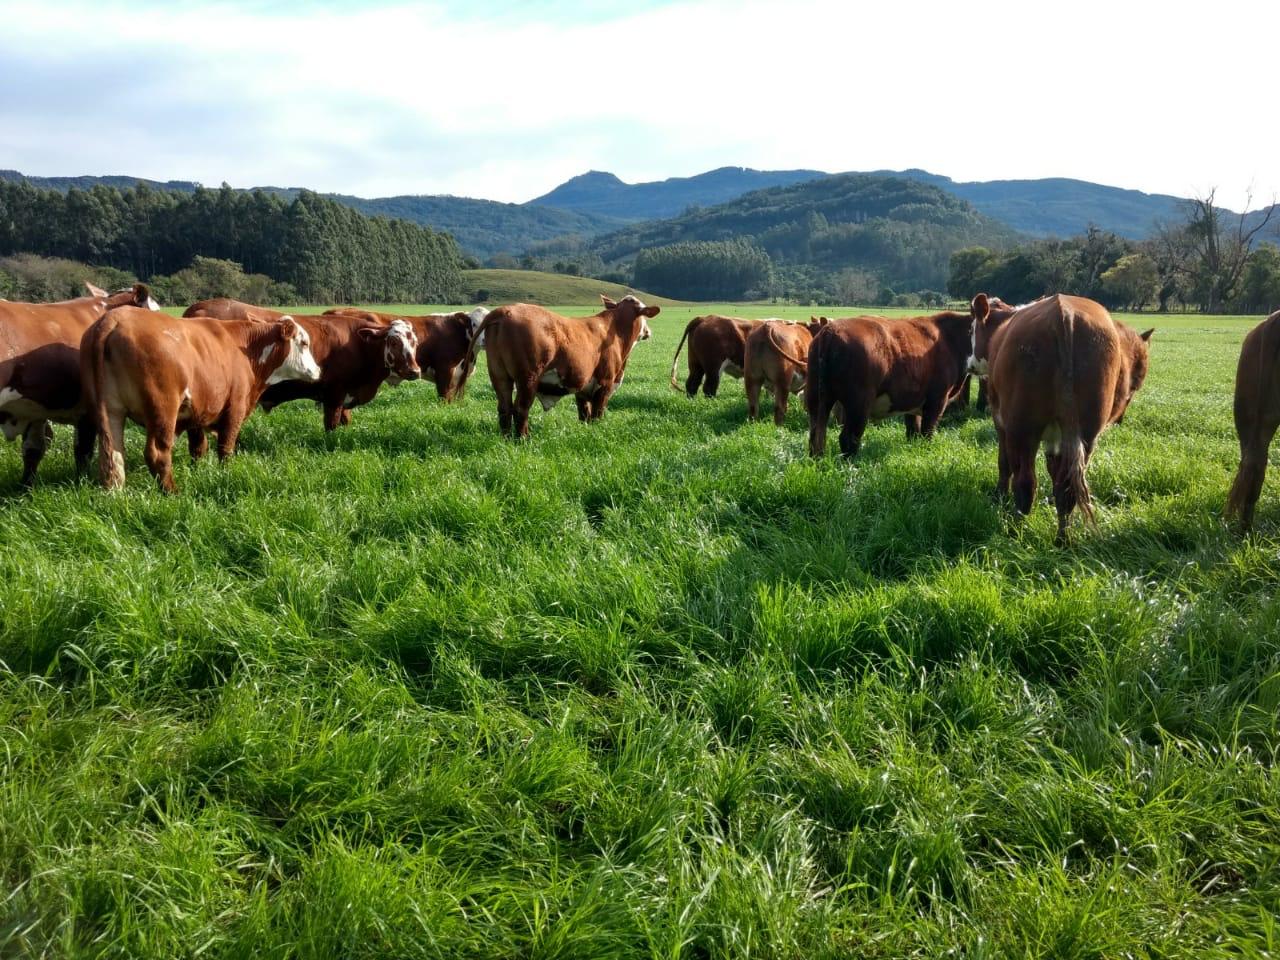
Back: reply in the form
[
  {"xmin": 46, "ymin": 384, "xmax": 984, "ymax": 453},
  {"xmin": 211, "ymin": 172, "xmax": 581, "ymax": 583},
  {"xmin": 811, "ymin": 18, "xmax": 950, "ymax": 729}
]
[
  {"xmin": 357, "ymin": 325, "xmax": 384, "ymax": 341},
  {"xmin": 643, "ymin": 304, "xmax": 661, "ymax": 317},
  {"xmin": 600, "ymin": 295, "xmax": 618, "ymax": 309},
  {"xmin": 971, "ymin": 293, "xmax": 991, "ymax": 323},
  {"xmin": 85, "ymin": 281, "xmax": 108, "ymax": 298},
  {"xmin": 279, "ymin": 316, "xmax": 298, "ymax": 339},
  {"xmin": 132, "ymin": 283, "xmax": 152, "ymax": 305},
  {"xmin": 1140, "ymin": 328, "xmax": 1155, "ymax": 342},
  {"xmin": 819, "ymin": 316, "xmax": 830, "ymax": 325}
]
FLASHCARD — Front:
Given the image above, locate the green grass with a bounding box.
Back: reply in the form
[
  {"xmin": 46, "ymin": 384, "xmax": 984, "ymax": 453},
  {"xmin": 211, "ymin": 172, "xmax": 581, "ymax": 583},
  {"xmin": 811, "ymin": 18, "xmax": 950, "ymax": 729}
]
[
  {"xmin": 461, "ymin": 269, "xmax": 682, "ymax": 307},
  {"xmin": 3, "ymin": 304, "xmax": 1279, "ymax": 958}
]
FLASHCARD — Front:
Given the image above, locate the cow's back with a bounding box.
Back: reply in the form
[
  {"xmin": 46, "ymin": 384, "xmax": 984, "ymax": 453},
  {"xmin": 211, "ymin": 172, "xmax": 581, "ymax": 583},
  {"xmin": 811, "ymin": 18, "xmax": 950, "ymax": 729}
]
[{"xmin": 184, "ymin": 298, "xmax": 286, "ymax": 322}]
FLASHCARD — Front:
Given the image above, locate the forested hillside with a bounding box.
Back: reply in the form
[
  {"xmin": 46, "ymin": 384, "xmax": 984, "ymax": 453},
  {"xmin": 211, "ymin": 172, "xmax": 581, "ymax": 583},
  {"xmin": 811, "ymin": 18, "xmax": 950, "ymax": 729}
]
[
  {"xmin": 527, "ymin": 167, "xmax": 825, "ymax": 221},
  {"xmin": 0, "ymin": 181, "xmax": 462, "ymax": 302},
  {"xmin": 584, "ymin": 174, "xmax": 1021, "ymax": 298}
]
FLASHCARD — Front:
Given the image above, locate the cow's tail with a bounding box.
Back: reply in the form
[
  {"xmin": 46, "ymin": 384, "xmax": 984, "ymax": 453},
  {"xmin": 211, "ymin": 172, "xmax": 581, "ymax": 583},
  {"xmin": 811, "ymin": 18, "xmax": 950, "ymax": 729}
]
[
  {"xmin": 766, "ymin": 324, "xmax": 809, "ymax": 368},
  {"xmin": 1054, "ymin": 298, "xmax": 1095, "ymax": 527},
  {"xmin": 669, "ymin": 317, "xmax": 702, "ymax": 391},
  {"xmin": 85, "ymin": 312, "xmax": 125, "ymax": 489}
]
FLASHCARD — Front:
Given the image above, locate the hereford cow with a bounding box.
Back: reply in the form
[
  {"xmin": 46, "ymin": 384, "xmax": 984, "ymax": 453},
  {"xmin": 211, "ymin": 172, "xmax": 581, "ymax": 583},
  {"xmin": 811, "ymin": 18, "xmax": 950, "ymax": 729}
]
[
  {"xmin": 1, "ymin": 283, "xmax": 158, "ymax": 485},
  {"xmin": 744, "ymin": 318, "xmax": 827, "ymax": 425},
  {"xmin": 81, "ymin": 308, "xmax": 322, "ymax": 491},
  {"xmin": 806, "ymin": 299, "xmax": 988, "ymax": 459},
  {"xmin": 984, "ymin": 294, "xmax": 1153, "ymax": 543},
  {"xmin": 669, "ymin": 314, "xmax": 760, "ymax": 397},
  {"xmin": 183, "ymin": 298, "xmax": 291, "ymax": 322},
  {"xmin": 1225, "ymin": 310, "xmax": 1280, "ymax": 531},
  {"xmin": 185, "ymin": 313, "xmax": 420, "ymax": 454},
  {"xmin": 471, "ymin": 295, "xmax": 657, "ymax": 438},
  {"xmin": 965, "ymin": 295, "xmax": 1028, "ymax": 412},
  {"xmin": 326, "ymin": 306, "xmax": 488, "ymax": 401}
]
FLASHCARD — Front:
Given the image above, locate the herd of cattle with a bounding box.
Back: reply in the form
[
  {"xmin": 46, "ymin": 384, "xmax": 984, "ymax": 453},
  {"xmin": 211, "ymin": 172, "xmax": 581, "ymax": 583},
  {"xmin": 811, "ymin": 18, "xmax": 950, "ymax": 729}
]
[{"xmin": 0, "ymin": 283, "xmax": 1278, "ymax": 542}]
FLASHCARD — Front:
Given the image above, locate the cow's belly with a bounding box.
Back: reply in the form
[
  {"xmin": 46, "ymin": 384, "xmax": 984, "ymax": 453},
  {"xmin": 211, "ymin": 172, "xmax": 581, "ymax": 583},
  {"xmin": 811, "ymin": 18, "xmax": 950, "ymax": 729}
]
[{"xmin": 0, "ymin": 385, "xmax": 80, "ymax": 437}]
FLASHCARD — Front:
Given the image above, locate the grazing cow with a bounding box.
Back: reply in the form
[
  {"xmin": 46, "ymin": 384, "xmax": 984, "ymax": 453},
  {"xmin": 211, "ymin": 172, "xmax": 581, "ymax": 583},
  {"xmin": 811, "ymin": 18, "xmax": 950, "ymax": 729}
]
[
  {"xmin": 984, "ymin": 294, "xmax": 1153, "ymax": 543},
  {"xmin": 81, "ymin": 308, "xmax": 322, "ymax": 492},
  {"xmin": 326, "ymin": 306, "xmax": 488, "ymax": 401},
  {"xmin": 1226, "ymin": 310, "xmax": 1280, "ymax": 530},
  {"xmin": 182, "ymin": 298, "xmax": 291, "ymax": 322},
  {"xmin": 471, "ymin": 295, "xmax": 657, "ymax": 438},
  {"xmin": 669, "ymin": 314, "xmax": 760, "ymax": 397},
  {"xmin": 1, "ymin": 283, "xmax": 158, "ymax": 484},
  {"xmin": 807, "ymin": 299, "xmax": 988, "ymax": 459},
  {"xmin": 744, "ymin": 318, "xmax": 827, "ymax": 425}
]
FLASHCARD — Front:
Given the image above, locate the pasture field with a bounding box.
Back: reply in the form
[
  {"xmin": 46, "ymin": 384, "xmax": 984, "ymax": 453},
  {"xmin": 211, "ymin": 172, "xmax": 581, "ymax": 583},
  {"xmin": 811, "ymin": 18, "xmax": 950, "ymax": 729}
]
[
  {"xmin": 3, "ymin": 303, "xmax": 1279, "ymax": 958},
  {"xmin": 461, "ymin": 270, "xmax": 682, "ymax": 307}
]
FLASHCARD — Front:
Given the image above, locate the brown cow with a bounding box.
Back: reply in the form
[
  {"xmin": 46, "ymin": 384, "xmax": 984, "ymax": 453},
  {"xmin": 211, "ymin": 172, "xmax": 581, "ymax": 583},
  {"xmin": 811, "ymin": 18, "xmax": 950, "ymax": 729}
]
[
  {"xmin": 1225, "ymin": 310, "xmax": 1280, "ymax": 531},
  {"xmin": 183, "ymin": 297, "xmax": 291, "ymax": 322},
  {"xmin": 326, "ymin": 306, "xmax": 488, "ymax": 401},
  {"xmin": 744, "ymin": 318, "xmax": 827, "ymax": 425},
  {"xmin": 185, "ymin": 313, "xmax": 420, "ymax": 454},
  {"xmin": 1, "ymin": 283, "xmax": 158, "ymax": 484},
  {"xmin": 959, "ymin": 295, "xmax": 1020, "ymax": 412},
  {"xmin": 669, "ymin": 314, "xmax": 760, "ymax": 397},
  {"xmin": 807, "ymin": 300, "xmax": 987, "ymax": 459},
  {"xmin": 984, "ymin": 294, "xmax": 1153, "ymax": 543},
  {"xmin": 471, "ymin": 295, "xmax": 657, "ymax": 438},
  {"xmin": 81, "ymin": 308, "xmax": 322, "ymax": 491}
]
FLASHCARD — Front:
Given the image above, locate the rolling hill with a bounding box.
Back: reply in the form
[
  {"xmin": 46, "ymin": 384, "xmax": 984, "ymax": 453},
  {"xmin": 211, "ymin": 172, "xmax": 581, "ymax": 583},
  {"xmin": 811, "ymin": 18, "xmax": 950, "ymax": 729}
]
[
  {"xmin": 527, "ymin": 166, "xmax": 825, "ymax": 221},
  {"xmin": 585, "ymin": 173, "xmax": 1022, "ymax": 293},
  {"xmin": 461, "ymin": 269, "xmax": 680, "ymax": 306}
]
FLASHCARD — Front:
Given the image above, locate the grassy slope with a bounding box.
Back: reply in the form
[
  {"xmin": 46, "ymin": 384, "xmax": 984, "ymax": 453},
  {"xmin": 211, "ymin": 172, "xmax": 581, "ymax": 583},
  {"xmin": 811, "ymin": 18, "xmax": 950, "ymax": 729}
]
[
  {"xmin": 462, "ymin": 269, "xmax": 682, "ymax": 307},
  {"xmin": 2, "ymin": 305, "xmax": 1279, "ymax": 957}
]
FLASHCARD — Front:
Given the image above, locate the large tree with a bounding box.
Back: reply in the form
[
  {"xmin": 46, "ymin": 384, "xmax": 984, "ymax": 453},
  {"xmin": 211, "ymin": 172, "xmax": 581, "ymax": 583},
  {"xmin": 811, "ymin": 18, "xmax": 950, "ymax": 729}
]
[{"xmin": 1183, "ymin": 189, "xmax": 1277, "ymax": 313}]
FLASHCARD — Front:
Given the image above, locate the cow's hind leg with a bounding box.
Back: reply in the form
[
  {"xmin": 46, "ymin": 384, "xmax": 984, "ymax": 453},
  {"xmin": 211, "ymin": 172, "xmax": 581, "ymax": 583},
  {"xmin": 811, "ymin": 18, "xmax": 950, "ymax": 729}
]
[
  {"xmin": 838, "ymin": 406, "xmax": 868, "ymax": 460},
  {"xmin": 686, "ymin": 359, "xmax": 705, "ymax": 399},
  {"xmin": 1227, "ymin": 420, "xmax": 1279, "ymax": 531},
  {"xmin": 703, "ymin": 363, "xmax": 722, "ymax": 399},
  {"xmin": 745, "ymin": 374, "xmax": 762, "ymax": 422},
  {"xmin": 493, "ymin": 376, "xmax": 515, "ymax": 437},
  {"xmin": 143, "ymin": 416, "xmax": 179, "ymax": 494},
  {"xmin": 514, "ymin": 378, "xmax": 537, "ymax": 439},
  {"xmin": 20, "ymin": 420, "xmax": 53, "ymax": 486},
  {"xmin": 187, "ymin": 428, "xmax": 208, "ymax": 462},
  {"xmin": 808, "ymin": 392, "xmax": 832, "ymax": 458},
  {"xmin": 1008, "ymin": 428, "xmax": 1039, "ymax": 518},
  {"xmin": 74, "ymin": 415, "xmax": 96, "ymax": 479}
]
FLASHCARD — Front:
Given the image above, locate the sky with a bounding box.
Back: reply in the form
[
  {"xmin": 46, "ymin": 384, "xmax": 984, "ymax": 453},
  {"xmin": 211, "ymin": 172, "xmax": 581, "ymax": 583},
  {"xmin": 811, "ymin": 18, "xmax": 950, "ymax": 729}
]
[{"xmin": 2, "ymin": 0, "xmax": 1277, "ymax": 210}]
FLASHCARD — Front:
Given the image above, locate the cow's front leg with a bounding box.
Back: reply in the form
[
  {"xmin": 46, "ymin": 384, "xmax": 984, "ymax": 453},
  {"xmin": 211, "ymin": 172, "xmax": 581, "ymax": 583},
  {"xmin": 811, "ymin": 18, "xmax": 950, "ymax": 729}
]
[
  {"xmin": 20, "ymin": 420, "xmax": 53, "ymax": 486},
  {"xmin": 589, "ymin": 384, "xmax": 614, "ymax": 421}
]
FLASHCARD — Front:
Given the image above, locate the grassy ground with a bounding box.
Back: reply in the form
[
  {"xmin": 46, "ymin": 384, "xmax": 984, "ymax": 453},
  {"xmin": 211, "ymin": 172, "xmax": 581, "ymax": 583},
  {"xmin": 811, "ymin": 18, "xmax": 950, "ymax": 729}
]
[
  {"xmin": 461, "ymin": 269, "xmax": 682, "ymax": 306},
  {"xmin": 2, "ymin": 303, "xmax": 1278, "ymax": 958}
]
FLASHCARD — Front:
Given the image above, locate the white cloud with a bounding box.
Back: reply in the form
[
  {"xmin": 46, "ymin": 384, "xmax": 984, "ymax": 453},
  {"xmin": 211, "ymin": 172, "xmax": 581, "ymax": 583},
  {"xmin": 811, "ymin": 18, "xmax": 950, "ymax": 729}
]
[{"xmin": 0, "ymin": 0, "xmax": 1277, "ymax": 211}]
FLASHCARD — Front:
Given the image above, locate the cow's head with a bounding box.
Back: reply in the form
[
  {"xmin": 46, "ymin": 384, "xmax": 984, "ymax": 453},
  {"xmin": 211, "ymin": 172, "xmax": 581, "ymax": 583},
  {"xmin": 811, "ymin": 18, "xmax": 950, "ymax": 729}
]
[
  {"xmin": 808, "ymin": 316, "xmax": 830, "ymax": 337},
  {"xmin": 89, "ymin": 281, "xmax": 160, "ymax": 311},
  {"xmin": 360, "ymin": 318, "xmax": 421, "ymax": 384},
  {"xmin": 264, "ymin": 316, "xmax": 323, "ymax": 385},
  {"xmin": 602, "ymin": 294, "xmax": 659, "ymax": 341},
  {"xmin": 466, "ymin": 306, "xmax": 489, "ymax": 347},
  {"xmin": 966, "ymin": 293, "xmax": 1019, "ymax": 376},
  {"xmin": 1114, "ymin": 326, "xmax": 1154, "ymax": 423}
]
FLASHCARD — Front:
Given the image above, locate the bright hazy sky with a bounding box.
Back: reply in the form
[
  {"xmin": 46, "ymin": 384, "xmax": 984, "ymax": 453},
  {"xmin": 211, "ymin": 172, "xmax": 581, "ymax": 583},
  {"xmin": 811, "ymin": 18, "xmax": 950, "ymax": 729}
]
[{"xmin": 2, "ymin": 0, "xmax": 1276, "ymax": 210}]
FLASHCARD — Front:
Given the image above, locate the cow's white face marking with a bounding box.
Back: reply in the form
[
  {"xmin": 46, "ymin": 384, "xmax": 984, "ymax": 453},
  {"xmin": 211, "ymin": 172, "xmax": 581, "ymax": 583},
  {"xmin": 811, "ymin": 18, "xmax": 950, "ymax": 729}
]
[
  {"xmin": 267, "ymin": 326, "xmax": 322, "ymax": 384},
  {"xmin": 638, "ymin": 315, "xmax": 652, "ymax": 340},
  {"xmin": 382, "ymin": 319, "xmax": 419, "ymax": 384},
  {"xmin": 721, "ymin": 360, "xmax": 744, "ymax": 379},
  {"xmin": 0, "ymin": 386, "xmax": 22, "ymax": 410},
  {"xmin": 146, "ymin": 295, "xmax": 160, "ymax": 311},
  {"xmin": 467, "ymin": 307, "xmax": 488, "ymax": 347}
]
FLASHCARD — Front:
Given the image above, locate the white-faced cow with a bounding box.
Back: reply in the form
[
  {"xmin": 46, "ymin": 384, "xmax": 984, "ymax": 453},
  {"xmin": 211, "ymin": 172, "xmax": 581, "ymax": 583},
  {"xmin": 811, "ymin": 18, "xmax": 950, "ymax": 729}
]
[
  {"xmin": 1, "ymin": 282, "xmax": 158, "ymax": 485},
  {"xmin": 471, "ymin": 295, "xmax": 657, "ymax": 438},
  {"xmin": 81, "ymin": 308, "xmax": 322, "ymax": 492}
]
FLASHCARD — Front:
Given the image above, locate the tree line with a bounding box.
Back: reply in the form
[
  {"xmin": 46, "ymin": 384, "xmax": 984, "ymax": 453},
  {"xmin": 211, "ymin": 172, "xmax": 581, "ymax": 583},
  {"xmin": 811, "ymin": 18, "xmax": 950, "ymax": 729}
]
[
  {"xmin": 948, "ymin": 194, "xmax": 1280, "ymax": 314},
  {"xmin": 0, "ymin": 180, "xmax": 463, "ymax": 303}
]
